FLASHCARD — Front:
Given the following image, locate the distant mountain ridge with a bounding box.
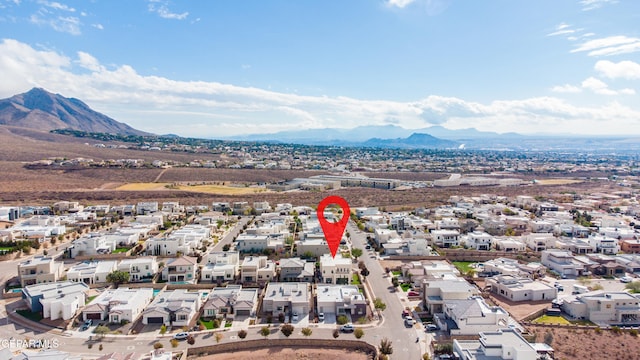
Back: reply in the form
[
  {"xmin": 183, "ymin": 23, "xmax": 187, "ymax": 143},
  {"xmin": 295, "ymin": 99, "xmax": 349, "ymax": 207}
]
[{"xmin": 0, "ymin": 88, "xmax": 149, "ymax": 136}]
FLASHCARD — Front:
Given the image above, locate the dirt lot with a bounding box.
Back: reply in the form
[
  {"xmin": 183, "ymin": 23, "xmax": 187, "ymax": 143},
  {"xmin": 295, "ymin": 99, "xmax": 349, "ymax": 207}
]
[
  {"xmin": 194, "ymin": 348, "xmax": 369, "ymax": 360},
  {"xmin": 527, "ymin": 325, "xmax": 640, "ymax": 360}
]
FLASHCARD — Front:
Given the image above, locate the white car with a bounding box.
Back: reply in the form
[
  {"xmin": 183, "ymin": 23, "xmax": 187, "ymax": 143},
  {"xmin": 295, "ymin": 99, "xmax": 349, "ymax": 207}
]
[
  {"xmin": 318, "ymin": 313, "xmax": 325, "ymax": 322},
  {"xmin": 292, "ymin": 312, "xmax": 299, "ymax": 321},
  {"xmin": 404, "ymin": 316, "xmax": 415, "ymax": 327},
  {"xmin": 621, "ymin": 276, "xmax": 633, "ymax": 283},
  {"xmin": 173, "ymin": 332, "xmax": 189, "ymax": 341}
]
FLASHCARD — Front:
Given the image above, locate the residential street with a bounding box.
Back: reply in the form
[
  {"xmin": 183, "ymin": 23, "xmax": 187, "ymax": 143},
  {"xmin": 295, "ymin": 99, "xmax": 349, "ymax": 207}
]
[{"xmin": 0, "ymin": 218, "xmax": 429, "ymax": 359}]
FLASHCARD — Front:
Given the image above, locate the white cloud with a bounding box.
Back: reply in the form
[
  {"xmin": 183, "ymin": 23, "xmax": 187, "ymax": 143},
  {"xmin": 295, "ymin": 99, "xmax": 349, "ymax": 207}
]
[
  {"xmin": 38, "ymin": 0, "xmax": 75, "ymax": 12},
  {"xmin": 148, "ymin": 1, "xmax": 188, "ymax": 20},
  {"xmin": 572, "ymin": 35, "xmax": 640, "ymax": 56},
  {"xmin": 92, "ymin": 23, "xmax": 104, "ymax": 30},
  {"xmin": 551, "ymin": 84, "xmax": 582, "ymax": 93},
  {"xmin": 1, "ymin": 38, "xmax": 640, "ymax": 137},
  {"xmin": 29, "ymin": 13, "xmax": 81, "ymax": 35},
  {"xmin": 595, "ymin": 60, "xmax": 640, "ymax": 80},
  {"xmin": 386, "ymin": 0, "xmax": 416, "ymax": 8},
  {"xmin": 580, "ymin": 0, "xmax": 618, "ymax": 11},
  {"xmin": 581, "ymin": 77, "xmax": 617, "ymax": 95}
]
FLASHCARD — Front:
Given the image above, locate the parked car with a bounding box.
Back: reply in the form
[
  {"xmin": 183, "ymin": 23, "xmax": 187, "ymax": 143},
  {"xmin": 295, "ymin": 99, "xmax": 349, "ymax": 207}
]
[
  {"xmin": 426, "ymin": 324, "xmax": 438, "ymax": 332},
  {"xmin": 292, "ymin": 312, "xmax": 299, "ymax": 321},
  {"xmin": 340, "ymin": 324, "xmax": 355, "ymax": 333},
  {"xmin": 402, "ymin": 309, "xmax": 410, "ymax": 318},
  {"xmin": 408, "ymin": 291, "xmax": 420, "ymax": 297},
  {"xmin": 80, "ymin": 319, "xmax": 92, "ymax": 331},
  {"xmin": 365, "ymin": 245, "xmax": 371, "ymax": 250},
  {"xmin": 621, "ymin": 276, "xmax": 633, "ymax": 283},
  {"xmin": 173, "ymin": 332, "xmax": 190, "ymax": 341},
  {"xmin": 318, "ymin": 313, "xmax": 325, "ymax": 322}
]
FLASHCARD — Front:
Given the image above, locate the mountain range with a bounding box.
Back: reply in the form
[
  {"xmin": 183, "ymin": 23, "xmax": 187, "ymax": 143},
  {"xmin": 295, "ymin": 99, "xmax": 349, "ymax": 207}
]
[
  {"xmin": 1, "ymin": 88, "xmax": 639, "ymax": 151},
  {"xmin": 0, "ymin": 88, "xmax": 148, "ymax": 136}
]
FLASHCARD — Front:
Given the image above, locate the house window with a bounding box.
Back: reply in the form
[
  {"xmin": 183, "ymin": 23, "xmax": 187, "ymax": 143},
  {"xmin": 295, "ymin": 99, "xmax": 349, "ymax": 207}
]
[
  {"xmin": 178, "ymin": 315, "xmax": 187, "ymax": 321},
  {"xmin": 112, "ymin": 315, "xmax": 119, "ymax": 322}
]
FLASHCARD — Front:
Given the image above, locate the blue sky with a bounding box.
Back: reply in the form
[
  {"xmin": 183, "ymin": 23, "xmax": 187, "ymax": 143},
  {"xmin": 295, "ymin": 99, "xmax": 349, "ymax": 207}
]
[{"xmin": 1, "ymin": 0, "xmax": 639, "ymax": 138}]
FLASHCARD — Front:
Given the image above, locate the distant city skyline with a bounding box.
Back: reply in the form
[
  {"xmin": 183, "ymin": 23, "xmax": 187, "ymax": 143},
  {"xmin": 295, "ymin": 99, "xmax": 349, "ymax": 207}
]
[{"xmin": 0, "ymin": 0, "xmax": 639, "ymax": 138}]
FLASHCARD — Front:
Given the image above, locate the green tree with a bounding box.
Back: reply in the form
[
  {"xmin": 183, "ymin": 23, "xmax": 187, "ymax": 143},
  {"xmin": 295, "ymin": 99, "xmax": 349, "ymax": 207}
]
[
  {"xmin": 625, "ymin": 281, "xmax": 640, "ymax": 293},
  {"xmin": 106, "ymin": 270, "xmax": 129, "ymax": 288},
  {"xmin": 260, "ymin": 326, "xmax": 270, "ymax": 338},
  {"xmin": 281, "ymin": 323, "xmax": 294, "ymax": 337},
  {"xmin": 354, "ymin": 328, "xmax": 364, "ymax": 339},
  {"xmin": 374, "ymin": 298, "xmax": 387, "ymax": 311},
  {"xmin": 351, "ymin": 248, "xmax": 363, "ymax": 259}
]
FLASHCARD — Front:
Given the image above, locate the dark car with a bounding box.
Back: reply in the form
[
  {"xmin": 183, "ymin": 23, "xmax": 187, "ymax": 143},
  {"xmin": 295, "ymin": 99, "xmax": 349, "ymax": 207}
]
[{"xmin": 80, "ymin": 319, "xmax": 93, "ymax": 331}]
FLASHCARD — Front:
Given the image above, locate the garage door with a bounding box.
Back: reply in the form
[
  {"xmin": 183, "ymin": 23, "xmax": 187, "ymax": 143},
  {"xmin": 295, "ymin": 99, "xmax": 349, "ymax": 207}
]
[
  {"xmin": 147, "ymin": 317, "xmax": 164, "ymax": 324},
  {"xmin": 236, "ymin": 310, "xmax": 250, "ymax": 316},
  {"xmin": 85, "ymin": 313, "xmax": 102, "ymax": 320}
]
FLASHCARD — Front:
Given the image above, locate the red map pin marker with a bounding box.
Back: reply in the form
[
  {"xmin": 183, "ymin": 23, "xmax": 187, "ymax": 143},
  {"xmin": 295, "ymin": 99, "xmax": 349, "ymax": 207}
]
[{"xmin": 317, "ymin": 195, "xmax": 350, "ymax": 258}]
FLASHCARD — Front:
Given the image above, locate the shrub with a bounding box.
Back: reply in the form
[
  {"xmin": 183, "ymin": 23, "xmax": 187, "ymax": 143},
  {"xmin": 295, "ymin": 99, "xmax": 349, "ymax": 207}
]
[
  {"xmin": 99, "ymin": 344, "xmax": 103, "ymax": 351},
  {"xmin": 154, "ymin": 342, "xmax": 164, "ymax": 349},
  {"xmin": 611, "ymin": 326, "xmax": 621, "ymax": 335},
  {"xmin": 266, "ymin": 314, "xmax": 273, "ymax": 324},
  {"xmin": 301, "ymin": 327, "xmax": 312, "ymax": 337},
  {"xmin": 170, "ymin": 339, "xmax": 179, "ymax": 348},
  {"xmin": 160, "ymin": 324, "xmax": 167, "ymax": 335},
  {"xmin": 215, "ymin": 333, "xmax": 223, "ymax": 343},
  {"xmin": 354, "ymin": 328, "xmax": 364, "ymax": 339},
  {"xmin": 629, "ymin": 329, "xmax": 638, "ymax": 337},
  {"xmin": 337, "ymin": 315, "xmax": 348, "ymax": 325},
  {"xmin": 260, "ymin": 326, "xmax": 270, "ymax": 337},
  {"xmin": 281, "ymin": 324, "xmax": 294, "ymax": 337},
  {"xmin": 332, "ymin": 329, "xmax": 340, "ymax": 338},
  {"xmin": 238, "ymin": 329, "xmax": 247, "ymax": 339},
  {"xmin": 187, "ymin": 336, "xmax": 195, "ymax": 345},
  {"xmin": 278, "ymin": 312, "xmax": 285, "ymax": 323},
  {"xmin": 423, "ymin": 354, "xmax": 431, "ymax": 360}
]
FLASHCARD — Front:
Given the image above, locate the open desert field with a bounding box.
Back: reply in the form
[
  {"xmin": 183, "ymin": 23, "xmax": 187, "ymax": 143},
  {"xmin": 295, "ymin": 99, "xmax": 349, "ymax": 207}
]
[
  {"xmin": 116, "ymin": 182, "xmax": 272, "ymax": 195},
  {"xmin": 535, "ymin": 178, "xmax": 584, "ymax": 185}
]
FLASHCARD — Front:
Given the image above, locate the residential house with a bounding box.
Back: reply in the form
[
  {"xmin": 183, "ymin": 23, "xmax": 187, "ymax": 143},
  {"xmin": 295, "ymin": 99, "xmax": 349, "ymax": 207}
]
[
  {"xmin": 240, "ymin": 256, "xmax": 276, "ymax": 284},
  {"xmin": 316, "ymin": 284, "xmax": 367, "ymax": 321},
  {"xmin": 262, "ymin": 282, "xmax": 310, "ymax": 319},
  {"xmin": 588, "ymin": 235, "xmax": 620, "ymax": 255},
  {"xmin": 562, "ymin": 292, "xmax": 640, "ymax": 326},
  {"xmin": 319, "ymin": 254, "xmax": 352, "ymax": 285},
  {"xmin": 436, "ymin": 296, "xmax": 510, "ymax": 336},
  {"xmin": 17, "ymin": 256, "xmax": 64, "ymax": 287},
  {"xmin": 236, "ymin": 233, "xmax": 285, "ymax": 253},
  {"xmin": 493, "ymin": 237, "xmax": 526, "ymax": 252},
  {"xmin": 296, "ymin": 237, "xmax": 331, "ymax": 258},
  {"xmin": 615, "ymin": 254, "xmax": 640, "ymax": 274},
  {"xmin": 541, "ymin": 250, "xmax": 585, "ymax": 277},
  {"xmin": 525, "ymin": 233, "xmax": 556, "ymax": 252},
  {"xmin": 462, "ymin": 231, "xmax": 493, "ymax": 250},
  {"xmin": 621, "ymin": 239, "xmax": 640, "ymax": 253},
  {"xmin": 66, "ymin": 260, "xmax": 118, "ymax": 285},
  {"xmin": 201, "ymin": 251, "xmax": 239, "ymax": 283},
  {"xmin": 430, "ymin": 229, "xmax": 461, "ymax": 248},
  {"xmin": 374, "ymin": 228, "xmax": 401, "ymax": 246},
  {"xmin": 454, "ymin": 329, "xmax": 545, "ymax": 360},
  {"xmin": 22, "ymin": 281, "xmax": 89, "ymax": 320},
  {"xmin": 136, "ymin": 202, "xmax": 158, "ymax": 215},
  {"xmin": 279, "ymin": 257, "xmax": 315, "ymax": 282},
  {"xmin": 423, "ymin": 279, "xmax": 480, "ymax": 314},
  {"xmin": 142, "ymin": 289, "xmax": 202, "ymax": 326},
  {"xmin": 147, "ymin": 224, "xmax": 210, "ymax": 256},
  {"xmin": 82, "ymin": 287, "xmax": 153, "ymax": 324},
  {"xmin": 201, "ymin": 285, "xmax": 258, "ymax": 319},
  {"xmin": 117, "ymin": 257, "xmax": 158, "ymax": 282},
  {"xmin": 487, "ymin": 275, "xmax": 557, "ymax": 301},
  {"xmin": 161, "ymin": 256, "xmax": 198, "ymax": 284}
]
